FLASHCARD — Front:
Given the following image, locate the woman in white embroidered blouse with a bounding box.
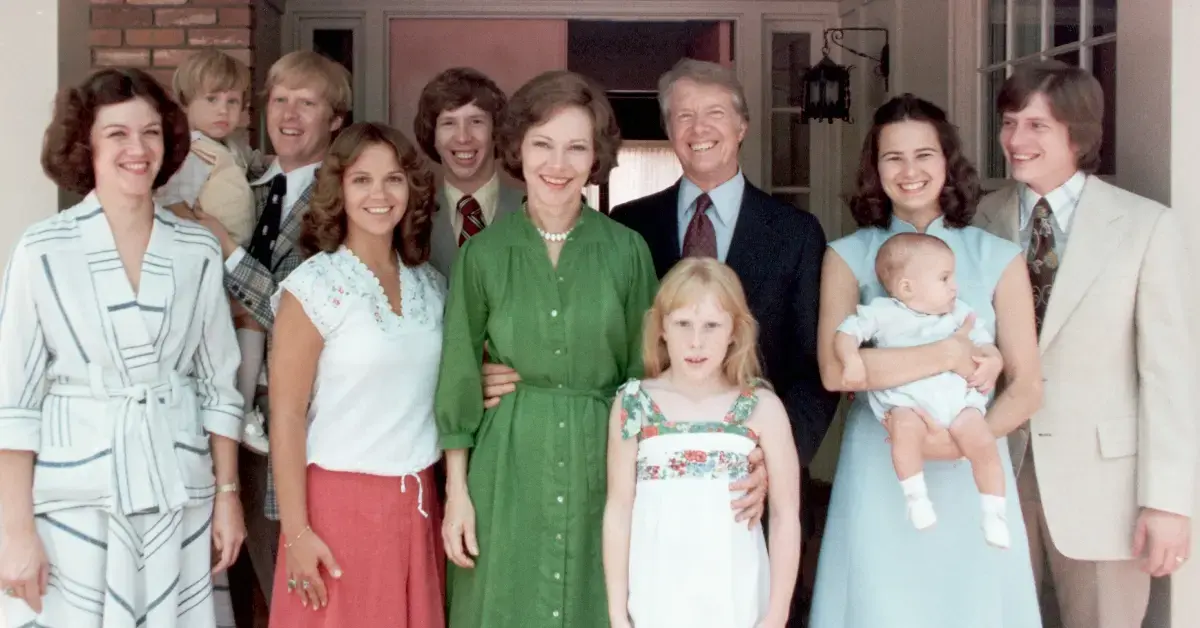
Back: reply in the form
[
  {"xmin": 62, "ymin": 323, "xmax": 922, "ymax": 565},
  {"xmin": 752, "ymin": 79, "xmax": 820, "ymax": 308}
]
[{"xmin": 265, "ymin": 122, "xmax": 447, "ymax": 627}]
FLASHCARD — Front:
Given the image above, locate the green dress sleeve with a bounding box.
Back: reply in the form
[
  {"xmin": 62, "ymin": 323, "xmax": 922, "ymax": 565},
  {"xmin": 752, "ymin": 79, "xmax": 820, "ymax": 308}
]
[
  {"xmin": 435, "ymin": 237, "xmax": 489, "ymax": 450},
  {"xmin": 623, "ymin": 233, "xmax": 659, "ymax": 380}
]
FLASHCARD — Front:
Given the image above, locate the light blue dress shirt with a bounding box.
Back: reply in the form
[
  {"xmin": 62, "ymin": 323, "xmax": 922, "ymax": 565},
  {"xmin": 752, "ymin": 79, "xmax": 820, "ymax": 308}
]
[{"xmin": 677, "ymin": 171, "xmax": 746, "ymax": 262}]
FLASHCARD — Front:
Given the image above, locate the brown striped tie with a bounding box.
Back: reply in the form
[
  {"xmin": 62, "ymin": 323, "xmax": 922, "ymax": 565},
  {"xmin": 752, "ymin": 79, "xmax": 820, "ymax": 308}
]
[{"xmin": 1026, "ymin": 198, "xmax": 1058, "ymax": 333}]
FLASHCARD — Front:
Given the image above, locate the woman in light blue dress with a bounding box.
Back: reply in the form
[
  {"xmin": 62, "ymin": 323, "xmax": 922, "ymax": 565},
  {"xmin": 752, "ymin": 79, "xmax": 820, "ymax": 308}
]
[{"xmin": 809, "ymin": 94, "xmax": 1043, "ymax": 628}]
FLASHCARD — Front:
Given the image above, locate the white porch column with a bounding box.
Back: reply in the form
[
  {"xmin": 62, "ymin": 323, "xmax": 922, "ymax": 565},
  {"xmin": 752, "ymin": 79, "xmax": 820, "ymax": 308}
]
[
  {"xmin": 0, "ymin": 2, "xmax": 59, "ymax": 261},
  {"xmin": 1169, "ymin": 0, "xmax": 1200, "ymax": 621},
  {"xmin": 0, "ymin": 3, "xmax": 57, "ymax": 623}
]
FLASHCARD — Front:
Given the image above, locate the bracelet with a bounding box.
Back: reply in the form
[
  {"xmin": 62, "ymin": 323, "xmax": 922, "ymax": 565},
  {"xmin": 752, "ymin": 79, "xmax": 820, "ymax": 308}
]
[
  {"xmin": 215, "ymin": 483, "xmax": 239, "ymax": 495},
  {"xmin": 284, "ymin": 526, "xmax": 312, "ymax": 549}
]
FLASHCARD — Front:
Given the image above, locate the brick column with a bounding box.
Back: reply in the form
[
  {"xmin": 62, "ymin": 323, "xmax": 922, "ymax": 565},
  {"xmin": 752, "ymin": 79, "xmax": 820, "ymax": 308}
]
[{"xmin": 89, "ymin": 0, "xmax": 254, "ymax": 91}]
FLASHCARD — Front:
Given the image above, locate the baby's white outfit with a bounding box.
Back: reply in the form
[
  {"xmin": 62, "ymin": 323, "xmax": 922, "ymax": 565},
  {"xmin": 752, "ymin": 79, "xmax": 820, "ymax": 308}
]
[
  {"xmin": 837, "ymin": 296, "xmax": 1009, "ymax": 548},
  {"xmin": 838, "ymin": 296, "xmax": 991, "ymax": 427}
]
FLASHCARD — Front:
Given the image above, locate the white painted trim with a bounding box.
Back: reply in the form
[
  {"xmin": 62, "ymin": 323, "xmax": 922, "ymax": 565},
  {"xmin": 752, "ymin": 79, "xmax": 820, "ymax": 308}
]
[{"xmin": 948, "ymin": 0, "xmax": 980, "ymax": 163}]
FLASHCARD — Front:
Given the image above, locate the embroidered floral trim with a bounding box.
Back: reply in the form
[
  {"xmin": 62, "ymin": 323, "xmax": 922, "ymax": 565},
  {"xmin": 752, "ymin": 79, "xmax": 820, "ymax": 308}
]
[
  {"xmin": 273, "ymin": 248, "xmax": 445, "ymax": 336},
  {"xmin": 616, "ymin": 379, "xmax": 760, "ymax": 441},
  {"xmin": 636, "ymin": 449, "xmax": 751, "ymax": 481}
]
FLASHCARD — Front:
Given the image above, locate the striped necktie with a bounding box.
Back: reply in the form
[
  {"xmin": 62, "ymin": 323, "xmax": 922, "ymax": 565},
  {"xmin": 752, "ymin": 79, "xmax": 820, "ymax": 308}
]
[{"xmin": 458, "ymin": 195, "xmax": 486, "ymax": 246}]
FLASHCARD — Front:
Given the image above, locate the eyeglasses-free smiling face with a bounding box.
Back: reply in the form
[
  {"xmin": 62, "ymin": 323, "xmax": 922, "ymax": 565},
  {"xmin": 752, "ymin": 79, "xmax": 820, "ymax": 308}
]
[
  {"xmin": 1000, "ymin": 92, "xmax": 1079, "ymax": 196},
  {"xmin": 876, "ymin": 119, "xmax": 948, "ymax": 217},
  {"xmin": 266, "ymin": 83, "xmax": 342, "ymax": 170},
  {"xmin": 91, "ymin": 97, "xmax": 165, "ymax": 197},
  {"xmin": 666, "ymin": 79, "xmax": 747, "ymax": 190},
  {"xmin": 520, "ymin": 105, "xmax": 594, "ymax": 209},
  {"xmin": 434, "ymin": 102, "xmax": 496, "ymax": 189},
  {"xmin": 341, "ymin": 142, "xmax": 410, "ymax": 241}
]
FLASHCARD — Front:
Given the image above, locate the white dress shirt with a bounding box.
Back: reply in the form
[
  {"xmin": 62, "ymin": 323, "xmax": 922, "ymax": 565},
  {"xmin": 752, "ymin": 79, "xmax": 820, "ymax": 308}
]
[
  {"xmin": 270, "ymin": 246, "xmax": 446, "ymax": 476},
  {"xmin": 444, "ymin": 172, "xmax": 501, "ymax": 236}
]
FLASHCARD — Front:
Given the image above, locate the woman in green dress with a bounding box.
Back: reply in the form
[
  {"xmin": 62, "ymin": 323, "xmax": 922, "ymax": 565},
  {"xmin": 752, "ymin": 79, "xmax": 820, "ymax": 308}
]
[{"xmin": 435, "ymin": 70, "xmax": 658, "ymax": 627}]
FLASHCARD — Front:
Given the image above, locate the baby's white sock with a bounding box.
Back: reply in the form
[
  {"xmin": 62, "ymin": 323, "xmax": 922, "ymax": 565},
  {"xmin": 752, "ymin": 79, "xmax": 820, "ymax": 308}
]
[
  {"xmin": 900, "ymin": 473, "xmax": 937, "ymax": 530},
  {"xmin": 981, "ymin": 494, "xmax": 1010, "ymax": 549},
  {"xmin": 236, "ymin": 328, "xmax": 266, "ymax": 414},
  {"xmin": 981, "ymin": 494, "xmax": 1007, "ymax": 515}
]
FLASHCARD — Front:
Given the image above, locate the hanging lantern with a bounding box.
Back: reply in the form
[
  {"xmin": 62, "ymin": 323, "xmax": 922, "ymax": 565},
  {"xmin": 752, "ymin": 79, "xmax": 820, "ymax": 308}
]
[
  {"xmin": 802, "ymin": 55, "xmax": 853, "ymax": 124},
  {"xmin": 800, "ymin": 28, "xmax": 890, "ymax": 125}
]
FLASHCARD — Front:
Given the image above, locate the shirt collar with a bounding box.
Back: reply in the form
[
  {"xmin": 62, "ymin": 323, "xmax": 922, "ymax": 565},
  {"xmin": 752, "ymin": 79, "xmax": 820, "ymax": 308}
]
[
  {"xmin": 678, "ymin": 170, "xmax": 746, "ymax": 228},
  {"xmin": 1018, "ymin": 170, "xmax": 1087, "ymax": 233},
  {"xmin": 443, "ymin": 172, "xmax": 501, "ymax": 220},
  {"xmin": 251, "ymin": 160, "xmax": 321, "ymax": 188}
]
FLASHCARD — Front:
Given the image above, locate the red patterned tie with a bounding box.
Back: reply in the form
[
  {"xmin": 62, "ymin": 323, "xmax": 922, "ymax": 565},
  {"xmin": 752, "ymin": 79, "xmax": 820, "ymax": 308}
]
[
  {"xmin": 682, "ymin": 193, "xmax": 717, "ymax": 258},
  {"xmin": 458, "ymin": 195, "xmax": 486, "ymax": 246}
]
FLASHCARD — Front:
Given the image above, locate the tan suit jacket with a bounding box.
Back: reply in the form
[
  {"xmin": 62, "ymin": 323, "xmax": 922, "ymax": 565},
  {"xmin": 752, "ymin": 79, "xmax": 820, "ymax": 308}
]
[{"xmin": 975, "ymin": 176, "xmax": 1196, "ymax": 561}]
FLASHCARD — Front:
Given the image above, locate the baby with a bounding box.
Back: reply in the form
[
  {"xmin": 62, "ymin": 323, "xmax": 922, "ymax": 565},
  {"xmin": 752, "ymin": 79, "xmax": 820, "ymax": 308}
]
[
  {"xmin": 156, "ymin": 49, "xmax": 268, "ymax": 454},
  {"xmin": 834, "ymin": 232, "xmax": 1008, "ymax": 549}
]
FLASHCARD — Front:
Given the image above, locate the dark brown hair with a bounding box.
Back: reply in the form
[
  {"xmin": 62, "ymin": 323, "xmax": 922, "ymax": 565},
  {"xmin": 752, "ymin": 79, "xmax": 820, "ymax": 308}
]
[
  {"xmin": 497, "ymin": 70, "xmax": 621, "ymax": 185},
  {"xmin": 42, "ymin": 68, "xmax": 191, "ymax": 196},
  {"xmin": 997, "ymin": 61, "xmax": 1104, "ymax": 173},
  {"xmin": 299, "ymin": 122, "xmax": 435, "ymax": 266},
  {"xmin": 848, "ymin": 94, "xmax": 980, "ymax": 230},
  {"xmin": 412, "ymin": 67, "xmax": 507, "ymax": 164}
]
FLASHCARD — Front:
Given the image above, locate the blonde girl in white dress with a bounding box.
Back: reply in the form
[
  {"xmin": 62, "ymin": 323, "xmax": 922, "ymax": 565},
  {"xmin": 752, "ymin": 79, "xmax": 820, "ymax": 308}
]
[{"xmin": 603, "ymin": 257, "xmax": 802, "ymax": 628}]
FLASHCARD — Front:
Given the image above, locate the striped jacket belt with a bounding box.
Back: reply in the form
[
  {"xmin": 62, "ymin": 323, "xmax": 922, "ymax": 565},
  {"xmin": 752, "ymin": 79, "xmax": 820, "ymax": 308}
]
[{"xmin": 48, "ymin": 364, "xmax": 194, "ymax": 516}]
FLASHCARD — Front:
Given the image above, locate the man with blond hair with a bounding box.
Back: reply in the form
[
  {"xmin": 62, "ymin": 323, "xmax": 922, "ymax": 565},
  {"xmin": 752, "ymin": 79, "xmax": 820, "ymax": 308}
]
[{"xmin": 192, "ymin": 49, "xmax": 352, "ymax": 602}]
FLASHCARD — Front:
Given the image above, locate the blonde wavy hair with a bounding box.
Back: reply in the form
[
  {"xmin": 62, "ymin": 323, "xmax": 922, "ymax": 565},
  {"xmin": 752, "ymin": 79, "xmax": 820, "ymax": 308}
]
[{"xmin": 642, "ymin": 258, "xmax": 762, "ymax": 388}]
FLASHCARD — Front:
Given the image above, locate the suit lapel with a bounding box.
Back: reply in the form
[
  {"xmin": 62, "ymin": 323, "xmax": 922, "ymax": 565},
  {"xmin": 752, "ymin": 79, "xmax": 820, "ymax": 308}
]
[
  {"xmin": 978, "ymin": 186, "xmax": 1021, "ymax": 243},
  {"xmin": 271, "ymin": 182, "xmax": 312, "ymax": 269},
  {"xmin": 656, "ymin": 182, "xmax": 684, "ymax": 273},
  {"xmin": 724, "ymin": 185, "xmax": 773, "ymax": 284},
  {"xmin": 1037, "ymin": 179, "xmax": 1125, "ymax": 351},
  {"xmin": 496, "ymin": 183, "xmax": 524, "ymax": 219}
]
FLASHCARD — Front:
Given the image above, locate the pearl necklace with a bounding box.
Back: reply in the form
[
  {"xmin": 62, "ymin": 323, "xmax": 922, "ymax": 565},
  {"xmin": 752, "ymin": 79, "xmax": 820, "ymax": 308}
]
[{"xmin": 536, "ymin": 225, "xmax": 574, "ymax": 242}]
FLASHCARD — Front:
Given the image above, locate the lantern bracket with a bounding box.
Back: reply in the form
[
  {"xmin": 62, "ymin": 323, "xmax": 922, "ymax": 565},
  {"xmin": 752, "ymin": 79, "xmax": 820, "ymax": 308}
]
[{"xmin": 821, "ymin": 27, "xmax": 890, "ymax": 91}]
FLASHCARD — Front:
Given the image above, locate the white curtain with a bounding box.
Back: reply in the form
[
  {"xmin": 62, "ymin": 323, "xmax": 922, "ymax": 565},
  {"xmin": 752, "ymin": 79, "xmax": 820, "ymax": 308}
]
[{"xmin": 585, "ymin": 141, "xmax": 683, "ymax": 210}]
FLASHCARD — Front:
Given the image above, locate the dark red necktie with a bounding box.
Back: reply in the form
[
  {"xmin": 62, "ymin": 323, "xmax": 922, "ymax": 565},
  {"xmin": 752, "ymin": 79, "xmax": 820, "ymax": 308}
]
[
  {"xmin": 682, "ymin": 193, "xmax": 717, "ymax": 258},
  {"xmin": 458, "ymin": 195, "xmax": 485, "ymax": 246}
]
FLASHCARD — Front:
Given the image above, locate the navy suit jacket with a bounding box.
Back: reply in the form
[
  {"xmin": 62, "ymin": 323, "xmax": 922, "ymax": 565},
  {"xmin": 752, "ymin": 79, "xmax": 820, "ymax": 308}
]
[{"xmin": 611, "ymin": 180, "xmax": 839, "ymax": 464}]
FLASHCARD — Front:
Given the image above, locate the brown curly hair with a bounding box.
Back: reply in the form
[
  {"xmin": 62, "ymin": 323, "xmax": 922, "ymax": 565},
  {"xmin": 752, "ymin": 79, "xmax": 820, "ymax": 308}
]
[
  {"xmin": 42, "ymin": 68, "xmax": 191, "ymax": 197},
  {"xmin": 412, "ymin": 67, "xmax": 507, "ymax": 164},
  {"xmin": 497, "ymin": 70, "xmax": 621, "ymax": 185},
  {"xmin": 847, "ymin": 94, "xmax": 981, "ymax": 229},
  {"xmin": 299, "ymin": 122, "xmax": 435, "ymax": 266}
]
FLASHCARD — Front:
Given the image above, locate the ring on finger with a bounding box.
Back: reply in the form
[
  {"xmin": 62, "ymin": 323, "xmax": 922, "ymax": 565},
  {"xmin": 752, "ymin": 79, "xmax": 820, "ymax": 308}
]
[
  {"xmin": 301, "ymin": 580, "xmax": 311, "ymax": 590},
  {"xmin": 3, "ymin": 587, "xmax": 16, "ymax": 597},
  {"xmin": 287, "ymin": 578, "xmax": 297, "ymax": 591}
]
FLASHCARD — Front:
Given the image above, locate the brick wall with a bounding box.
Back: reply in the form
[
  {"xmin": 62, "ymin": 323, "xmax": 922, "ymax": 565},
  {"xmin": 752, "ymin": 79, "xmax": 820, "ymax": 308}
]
[{"xmin": 89, "ymin": 0, "xmax": 254, "ymax": 90}]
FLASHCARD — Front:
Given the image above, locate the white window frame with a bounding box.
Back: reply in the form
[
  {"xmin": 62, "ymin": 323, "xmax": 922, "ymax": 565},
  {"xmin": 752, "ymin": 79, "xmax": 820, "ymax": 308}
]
[{"xmin": 970, "ymin": 0, "xmax": 1116, "ymax": 188}]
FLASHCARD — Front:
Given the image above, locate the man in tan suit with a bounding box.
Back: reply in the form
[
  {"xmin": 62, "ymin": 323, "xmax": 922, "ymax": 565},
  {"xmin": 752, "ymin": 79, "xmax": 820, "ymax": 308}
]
[{"xmin": 975, "ymin": 61, "xmax": 1196, "ymax": 627}]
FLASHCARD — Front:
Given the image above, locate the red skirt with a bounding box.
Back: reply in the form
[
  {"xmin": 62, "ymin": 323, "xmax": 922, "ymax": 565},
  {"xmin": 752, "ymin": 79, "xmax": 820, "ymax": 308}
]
[{"xmin": 269, "ymin": 464, "xmax": 445, "ymax": 628}]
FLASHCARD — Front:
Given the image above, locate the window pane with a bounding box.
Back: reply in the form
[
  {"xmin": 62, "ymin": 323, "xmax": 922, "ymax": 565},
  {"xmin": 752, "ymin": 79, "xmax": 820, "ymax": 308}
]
[
  {"xmin": 1053, "ymin": 48, "xmax": 1080, "ymax": 66},
  {"xmin": 770, "ymin": 192, "xmax": 809, "ymax": 213},
  {"xmin": 1093, "ymin": 0, "xmax": 1117, "ymax": 37},
  {"xmin": 771, "ymin": 32, "xmax": 811, "ymax": 107},
  {"xmin": 1052, "ymin": 0, "xmax": 1081, "ymax": 48},
  {"xmin": 1014, "ymin": 0, "xmax": 1042, "ymax": 58},
  {"xmin": 770, "ymin": 113, "xmax": 810, "ymax": 187},
  {"xmin": 987, "ymin": 0, "xmax": 1007, "ymax": 64},
  {"xmin": 1093, "ymin": 41, "xmax": 1117, "ymax": 175},
  {"xmin": 983, "ymin": 70, "xmax": 1007, "ymax": 179}
]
